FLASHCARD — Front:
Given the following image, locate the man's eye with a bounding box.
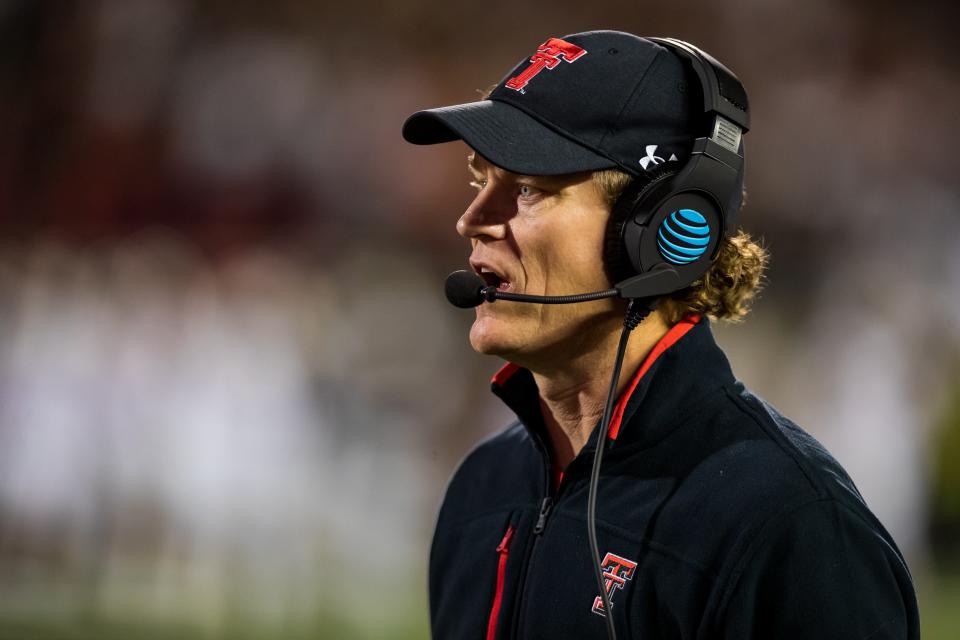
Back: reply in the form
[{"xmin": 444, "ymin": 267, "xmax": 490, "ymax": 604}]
[
  {"xmin": 469, "ymin": 179, "xmax": 487, "ymax": 191},
  {"xmin": 518, "ymin": 184, "xmax": 540, "ymax": 199}
]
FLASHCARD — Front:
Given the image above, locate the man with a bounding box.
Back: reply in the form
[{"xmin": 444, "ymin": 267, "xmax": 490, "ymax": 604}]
[{"xmin": 402, "ymin": 31, "xmax": 919, "ymax": 639}]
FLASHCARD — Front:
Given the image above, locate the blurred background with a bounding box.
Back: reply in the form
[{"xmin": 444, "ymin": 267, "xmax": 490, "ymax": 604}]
[{"xmin": 0, "ymin": 0, "xmax": 957, "ymax": 638}]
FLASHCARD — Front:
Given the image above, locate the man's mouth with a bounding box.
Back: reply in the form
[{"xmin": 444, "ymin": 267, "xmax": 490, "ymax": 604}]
[{"xmin": 478, "ymin": 267, "xmax": 512, "ymax": 292}]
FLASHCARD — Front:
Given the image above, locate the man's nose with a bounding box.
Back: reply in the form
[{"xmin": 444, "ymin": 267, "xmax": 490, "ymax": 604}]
[{"xmin": 456, "ymin": 189, "xmax": 511, "ymax": 241}]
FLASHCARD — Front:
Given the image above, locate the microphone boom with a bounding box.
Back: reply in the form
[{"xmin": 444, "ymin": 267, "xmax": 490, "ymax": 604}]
[
  {"xmin": 490, "ymin": 289, "xmax": 617, "ymax": 304},
  {"xmin": 444, "ymin": 265, "xmax": 682, "ymax": 308}
]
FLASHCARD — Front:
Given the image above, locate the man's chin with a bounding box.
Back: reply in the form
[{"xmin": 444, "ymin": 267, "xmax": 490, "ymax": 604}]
[{"xmin": 468, "ymin": 316, "xmax": 523, "ymax": 357}]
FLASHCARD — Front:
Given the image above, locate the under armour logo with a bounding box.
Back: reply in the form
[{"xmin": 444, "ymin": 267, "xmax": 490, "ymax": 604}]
[
  {"xmin": 639, "ymin": 145, "xmax": 678, "ymax": 170},
  {"xmin": 505, "ymin": 38, "xmax": 587, "ymax": 93}
]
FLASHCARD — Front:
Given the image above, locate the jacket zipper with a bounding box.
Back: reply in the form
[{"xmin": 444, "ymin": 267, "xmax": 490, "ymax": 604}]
[
  {"xmin": 485, "ymin": 524, "xmax": 516, "ymax": 640},
  {"xmin": 509, "ymin": 439, "xmax": 557, "ymax": 638},
  {"xmin": 532, "ymin": 496, "xmax": 553, "ymax": 535}
]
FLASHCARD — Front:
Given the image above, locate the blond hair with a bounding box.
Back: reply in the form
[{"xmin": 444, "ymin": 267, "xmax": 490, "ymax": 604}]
[{"xmin": 593, "ymin": 168, "xmax": 769, "ymax": 324}]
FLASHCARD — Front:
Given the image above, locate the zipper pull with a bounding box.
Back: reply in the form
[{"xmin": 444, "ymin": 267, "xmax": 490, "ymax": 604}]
[
  {"xmin": 496, "ymin": 525, "xmax": 515, "ymax": 553},
  {"xmin": 533, "ymin": 497, "xmax": 553, "ymax": 535}
]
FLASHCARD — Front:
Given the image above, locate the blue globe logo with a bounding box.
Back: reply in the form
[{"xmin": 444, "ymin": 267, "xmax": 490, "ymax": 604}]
[{"xmin": 657, "ymin": 209, "xmax": 711, "ymax": 265}]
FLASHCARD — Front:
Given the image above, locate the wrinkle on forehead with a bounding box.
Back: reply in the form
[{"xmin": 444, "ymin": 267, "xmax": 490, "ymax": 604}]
[{"xmin": 466, "ymin": 151, "xmax": 592, "ymax": 191}]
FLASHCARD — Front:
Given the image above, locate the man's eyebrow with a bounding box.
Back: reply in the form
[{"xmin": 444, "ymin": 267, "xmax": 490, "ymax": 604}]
[{"xmin": 467, "ymin": 152, "xmax": 483, "ymax": 177}]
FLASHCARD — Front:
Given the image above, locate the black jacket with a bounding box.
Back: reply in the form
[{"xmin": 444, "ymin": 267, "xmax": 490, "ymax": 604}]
[{"xmin": 429, "ymin": 314, "xmax": 920, "ymax": 639}]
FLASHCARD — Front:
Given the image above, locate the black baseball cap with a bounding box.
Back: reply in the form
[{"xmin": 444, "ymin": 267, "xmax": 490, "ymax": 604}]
[{"xmin": 402, "ymin": 30, "xmax": 706, "ymax": 179}]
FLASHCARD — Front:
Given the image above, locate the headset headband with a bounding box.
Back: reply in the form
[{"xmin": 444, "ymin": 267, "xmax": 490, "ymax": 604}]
[{"xmin": 647, "ymin": 38, "xmax": 749, "ymax": 175}]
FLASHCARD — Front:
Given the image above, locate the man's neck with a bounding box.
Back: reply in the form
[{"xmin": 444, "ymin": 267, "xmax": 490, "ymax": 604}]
[{"xmin": 528, "ymin": 309, "xmax": 671, "ymax": 472}]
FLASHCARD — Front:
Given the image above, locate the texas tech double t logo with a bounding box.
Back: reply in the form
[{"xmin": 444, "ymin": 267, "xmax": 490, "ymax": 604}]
[
  {"xmin": 591, "ymin": 553, "xmax": 638, "ymax": 617},
  {"xmin": 505, "ymin": 37, "xmax": 587, "ymax": 92}
]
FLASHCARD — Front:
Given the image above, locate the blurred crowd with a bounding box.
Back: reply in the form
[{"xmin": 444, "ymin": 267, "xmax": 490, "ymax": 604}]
[{"xmin": 0, "ymin": 0, "xmax": 957, "ymax": 637}]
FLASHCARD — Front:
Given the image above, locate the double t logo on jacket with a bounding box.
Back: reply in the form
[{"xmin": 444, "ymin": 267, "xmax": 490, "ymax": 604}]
[{"xmin": 591, "ymin": 552, "xmax": 638, "ymax": 617}]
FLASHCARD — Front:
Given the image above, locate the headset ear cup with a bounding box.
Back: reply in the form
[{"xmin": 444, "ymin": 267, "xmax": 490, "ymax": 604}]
[{"xmin": 603, "ymin": 165, "xmax": 680, "ymax": 285}]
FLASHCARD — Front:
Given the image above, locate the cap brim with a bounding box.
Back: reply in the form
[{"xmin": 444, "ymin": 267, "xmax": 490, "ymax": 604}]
[{"xmin": 402, "ymin": 99, "xmax": 617, "ymax": 176}]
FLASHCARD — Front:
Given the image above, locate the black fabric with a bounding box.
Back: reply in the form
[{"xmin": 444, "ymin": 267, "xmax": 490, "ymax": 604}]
[
  {"xmin": 429, "ymin": 316, "xmax": 919, "ymax": 639},
  {"xmin": 402, "ymin": 31, "xmax": 701, "ymax": 179},
  {"xmin": 402, "ymin": 98, "xmax": 618, "ymax": 177}
]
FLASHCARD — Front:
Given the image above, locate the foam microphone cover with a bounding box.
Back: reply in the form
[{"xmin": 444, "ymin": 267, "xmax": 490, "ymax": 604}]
[{"xmin": 445, "ymin": 270, "xmax": 486, "ymax": 308}]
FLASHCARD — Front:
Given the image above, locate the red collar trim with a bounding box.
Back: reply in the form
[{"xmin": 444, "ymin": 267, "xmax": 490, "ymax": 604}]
[
  {"xmin": 490, "ymin": 313, "xmax": 702, "ymax": 440},
  {"xmin": 491, "ymin": 361, "xmax": 521, "ymax": 387},
  {"xmin": 607, "ymin": 313, "xmax": 700, "ymax": 440}
]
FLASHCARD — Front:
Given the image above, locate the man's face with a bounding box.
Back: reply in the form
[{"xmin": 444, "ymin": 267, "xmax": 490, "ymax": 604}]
[{"xmin": 459, "ymin": 151, "xmax": 622, "ymax": 365}]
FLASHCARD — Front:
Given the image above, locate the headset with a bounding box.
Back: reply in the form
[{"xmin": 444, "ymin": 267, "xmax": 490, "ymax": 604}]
[
  {"xmin": 447, "ymin": 39, "xmax": 751, "ymax": 310},
  {"xmin": 604, "ymin": 37, "xmax": 751, "ymax": 293}
]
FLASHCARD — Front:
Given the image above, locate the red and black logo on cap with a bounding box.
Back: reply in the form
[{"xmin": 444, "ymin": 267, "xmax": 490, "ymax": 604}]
[{"xmin": 504, "ymin": 38, "xmax": 587, "ymax": 93}]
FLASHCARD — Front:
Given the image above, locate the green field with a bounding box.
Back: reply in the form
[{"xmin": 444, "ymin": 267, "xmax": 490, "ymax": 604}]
[{"xmin": 0, "ymin": 570, "xmax": 955, "ymax": 639}]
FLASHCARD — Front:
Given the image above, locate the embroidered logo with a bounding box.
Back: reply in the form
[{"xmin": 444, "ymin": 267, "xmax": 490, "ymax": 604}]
[
  {"xmin": 639, "ymin": 144, "xmax": 681, "ymax": 170},
  {"xmin": 639, "ymin": 145, "xmax": 664, "ymax": 170},
  {"xmin": 591, "ymin": 552, "xmax": 638, "ymax": 617},
  {"xmin": 505, "ymin": 38, "xmax": 587, "ymax": 93}
]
